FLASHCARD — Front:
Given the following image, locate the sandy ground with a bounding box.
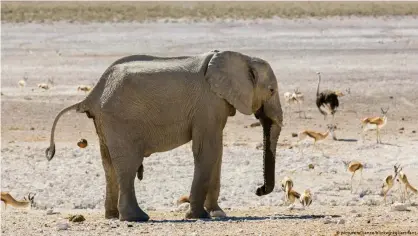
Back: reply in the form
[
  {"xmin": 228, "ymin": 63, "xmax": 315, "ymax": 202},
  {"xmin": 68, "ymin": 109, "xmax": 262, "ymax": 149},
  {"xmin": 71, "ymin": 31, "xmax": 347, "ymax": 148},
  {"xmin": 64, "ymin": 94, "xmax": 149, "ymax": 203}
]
[{"xmin": 2, "ymin": 17, "xmax": 418, "ymax": 235}]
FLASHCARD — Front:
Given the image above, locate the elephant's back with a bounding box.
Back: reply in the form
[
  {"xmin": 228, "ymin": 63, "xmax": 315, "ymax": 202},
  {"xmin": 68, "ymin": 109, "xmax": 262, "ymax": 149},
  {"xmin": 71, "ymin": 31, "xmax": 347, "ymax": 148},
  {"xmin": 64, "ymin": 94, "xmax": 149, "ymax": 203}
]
[
  {"xmin": 84, "ymin": 52, "xmax": 215, "ymax": 119},
  {"xmin": 99, "ymin": 63, "xmax": 205, "ymax": 122}
]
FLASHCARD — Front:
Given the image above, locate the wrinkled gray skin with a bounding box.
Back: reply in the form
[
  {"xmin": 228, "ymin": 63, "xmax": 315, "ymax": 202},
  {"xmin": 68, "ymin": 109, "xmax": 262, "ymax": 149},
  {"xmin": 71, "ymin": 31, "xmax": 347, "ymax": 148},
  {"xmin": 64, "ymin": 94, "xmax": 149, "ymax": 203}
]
[{"xmin": 46, "ymin": 50, "xmax": 283, "ymax": 222}]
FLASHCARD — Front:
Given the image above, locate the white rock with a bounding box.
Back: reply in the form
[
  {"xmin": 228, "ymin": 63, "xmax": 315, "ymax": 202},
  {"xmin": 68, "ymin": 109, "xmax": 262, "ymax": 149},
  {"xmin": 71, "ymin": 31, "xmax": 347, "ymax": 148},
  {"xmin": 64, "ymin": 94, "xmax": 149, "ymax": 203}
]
[
  {"xmin": 46, "ymin": 209, "xmax": 54, "ymax": 215},
  {"xmin": 323, "ymin": 216, "xmax": 333, "ymax": 224},
  {"xmin": 391, "ymin": 203, "xmax": 410, "ymax": 211},
  {"xmin": 337, "ymin": 219, "xmax": 346, "ymax": 224},
  {"xmin": 323, "ymin": 219, "xmax": 333, "ymax": 224},
  {"xmin": 57, "ymin": 222, "xmax": 69, "ymax": 230},
  {"xmin": 146, "ymin": 206, "xmax": 156, "ymax": 211},
  {"xmin": 175, "ymin": 203, "xmax": 190, "ymax": 212}
]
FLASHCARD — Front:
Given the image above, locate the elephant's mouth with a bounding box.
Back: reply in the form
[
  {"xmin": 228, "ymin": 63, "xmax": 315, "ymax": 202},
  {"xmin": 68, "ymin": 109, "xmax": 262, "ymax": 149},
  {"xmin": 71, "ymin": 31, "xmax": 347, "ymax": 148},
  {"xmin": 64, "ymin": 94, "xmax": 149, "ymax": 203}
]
[{"xmin": 254, "ymin": 106, "xmax": 280, "ymax": 196}]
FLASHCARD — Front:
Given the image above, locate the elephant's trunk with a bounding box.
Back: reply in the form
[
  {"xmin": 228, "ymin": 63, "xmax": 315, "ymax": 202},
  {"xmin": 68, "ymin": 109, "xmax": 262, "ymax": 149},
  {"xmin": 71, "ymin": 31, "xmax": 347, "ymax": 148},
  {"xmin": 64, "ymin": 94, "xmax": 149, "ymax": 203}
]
[{"xmin": 255, "ymin": 109, "xmax": 281, "ymax": 196}]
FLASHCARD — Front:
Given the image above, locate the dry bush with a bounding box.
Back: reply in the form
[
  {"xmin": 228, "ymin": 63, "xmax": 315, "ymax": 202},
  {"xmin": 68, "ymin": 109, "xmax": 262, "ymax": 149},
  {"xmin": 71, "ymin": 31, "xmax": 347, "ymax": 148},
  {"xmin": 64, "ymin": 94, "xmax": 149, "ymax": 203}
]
[{"xmin": 2, "ymin": 2, "xmax": 418, "ymax": 23}]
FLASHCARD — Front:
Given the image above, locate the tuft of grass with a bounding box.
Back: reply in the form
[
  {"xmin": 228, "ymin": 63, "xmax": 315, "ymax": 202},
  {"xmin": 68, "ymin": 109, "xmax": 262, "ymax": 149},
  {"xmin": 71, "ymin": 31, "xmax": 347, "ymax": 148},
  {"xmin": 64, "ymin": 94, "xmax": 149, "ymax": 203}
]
[
  {"xmin": 1, "ymin": 1, "xmax": 418, "ymax": 23},
  {"xmin": 8, "ymin": 126, "xmax": 21, "ymax": 131}
]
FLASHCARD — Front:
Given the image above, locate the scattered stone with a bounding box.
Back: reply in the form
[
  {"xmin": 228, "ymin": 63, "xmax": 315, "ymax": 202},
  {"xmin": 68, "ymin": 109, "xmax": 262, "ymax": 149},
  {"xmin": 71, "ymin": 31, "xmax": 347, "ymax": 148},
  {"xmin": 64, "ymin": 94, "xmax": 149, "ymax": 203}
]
[
  {"xmin": 256, "ymin": 143, "xmax": 263, "ymax": 150},
  {"xmin": 109, "ymin": 221, "xmax": 119, "ymax": 228},
  {"xmin": 389, "ymin": 96, "xmax": 394, "ymax": 99},
  {"xmin": 127, "ymin": 223, "xmax": 133, "ymax": 227},
  {"xmin": 146, "ymin": 206, "xmax": 156, "ymax": 211},
  {"xmin": 350, "ymin": 209, "xmax": 357, "ymax": 213},
  {"xmin": 69, "ymin": 214, "xmax": 86, "ymax": 222},
  {"xmin": 175, "ymin": 203, "xmax": 190, "ymax": 212},
  {"xmin": 359, "ymin": 189, "xmax": 372, "ymax": 198},
  {"xmin": 56, "ymin": 222, "xmax": 69, "ymax": 230},
  {"xmin": 46, "ymin": 209, "xmax": 54, "ymax": 215},
  {"xmin": 330, "ymin": 200, "xmax": 337, "ymax": 206},
  {"xmin": 337, "ymin": 219, "xmax": 345, "ymax": 225},
  {"xmin": 401, "ymin": 117, "xmax": 405, "ymax": 121},
  {"xmin": 323, "ymin": 216, "xmax": 333, "ymax": 224},
  {"xmin": 250, "ymin": 122, "xmax": 261, "ymax": 128},
  {"xmin": 291, "ymin": 133, "xmax": 298, "ymax": 137},
  {"xmin": 30, "ymin": 127, "xmax": 35, "ymax": 131},
  {"xmin": 367, "ymin": 219, "xmax": 371, "ymax": 223},
  {"xmin": 356, "ymin": 213, "xmax": 362, "ymax": 217},
  {"xmin": 412, "ymin": 130, "xmax": 416, "ymax": 134},
  {"xmin": 399, "ymin": 127, "xmax": 405, "ymax": 131},
  {"xmin": 391, "ymin": 203, "xmax": 410, "ymax": 212}
]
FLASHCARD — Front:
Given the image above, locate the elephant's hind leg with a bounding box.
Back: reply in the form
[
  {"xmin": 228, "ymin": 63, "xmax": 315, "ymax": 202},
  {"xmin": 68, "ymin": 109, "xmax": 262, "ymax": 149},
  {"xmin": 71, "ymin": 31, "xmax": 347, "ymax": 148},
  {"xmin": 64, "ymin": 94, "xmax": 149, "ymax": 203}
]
[
  {"xmin": 99, "ymin": 141, "xmax": 120, "ymax": 219},
  {"xmin": 106, "ymin": 135, "xmax": 149, "ymax": 222}
]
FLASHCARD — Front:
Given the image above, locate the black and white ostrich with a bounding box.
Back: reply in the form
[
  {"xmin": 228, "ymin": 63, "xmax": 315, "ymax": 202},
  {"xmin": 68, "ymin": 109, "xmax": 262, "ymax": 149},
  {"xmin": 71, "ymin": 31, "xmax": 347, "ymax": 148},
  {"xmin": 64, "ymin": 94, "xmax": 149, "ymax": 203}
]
[{"xmin": 315, "ymin": 72, "xmax": 342, "ymax": 121}]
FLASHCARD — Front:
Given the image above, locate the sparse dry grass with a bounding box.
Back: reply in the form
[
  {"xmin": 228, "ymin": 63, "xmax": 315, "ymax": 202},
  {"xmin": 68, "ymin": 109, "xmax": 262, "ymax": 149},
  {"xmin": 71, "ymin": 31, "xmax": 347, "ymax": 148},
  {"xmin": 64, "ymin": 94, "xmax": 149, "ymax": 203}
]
[{"xmin": 2, "ymin": 1, "xmax": 418, "ymax": 23}]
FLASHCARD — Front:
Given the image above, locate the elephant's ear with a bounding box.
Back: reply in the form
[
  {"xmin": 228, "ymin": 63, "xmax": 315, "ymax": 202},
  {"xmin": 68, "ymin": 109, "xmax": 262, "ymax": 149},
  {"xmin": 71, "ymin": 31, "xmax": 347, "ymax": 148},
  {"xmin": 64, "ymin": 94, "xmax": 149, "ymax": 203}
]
[{"xmin": 205, "ymin": 51, "xmax": 255, "ymax": 115}]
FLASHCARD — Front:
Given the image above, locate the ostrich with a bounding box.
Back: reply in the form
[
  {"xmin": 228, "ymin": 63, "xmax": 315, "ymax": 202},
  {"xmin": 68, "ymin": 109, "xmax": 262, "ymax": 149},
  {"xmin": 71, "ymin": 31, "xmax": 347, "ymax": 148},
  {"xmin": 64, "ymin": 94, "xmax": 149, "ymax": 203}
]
[{"xmin": 315, "ymin": 72, "xmax": 342, "ymax": 121}]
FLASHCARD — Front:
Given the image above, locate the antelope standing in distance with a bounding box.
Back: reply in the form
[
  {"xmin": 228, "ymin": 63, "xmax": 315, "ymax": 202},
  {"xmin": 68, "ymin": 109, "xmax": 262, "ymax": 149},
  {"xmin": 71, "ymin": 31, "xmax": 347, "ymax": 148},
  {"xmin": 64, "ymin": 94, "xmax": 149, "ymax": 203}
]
[
  {"xmin": 398, "ymin": 171, "xmax": 417, "ymax": 204},
  {"xmin": 361, "ymin": 107, "xmax": 389, "ymax": 144},
  {"xmin": 382, "ymin": 164, "xmax": 402, "ymax": 205},
  {"xmin": 1, "ymin": 192, "xmax": 35, "ymax": 209},
  {"xmin": 37, "ymin": 78, "xmax": 54, "ymax": 90},
  {"xmin": 382, "ymin": 175, "xmax": 394, "ymax": 205},
  {"xmin": 18, "ymin": 74, "xmax": 28, "ymax": 90},
  {"xmin": 283, "ymin": 88, "xmax": 305, "ymax": 118},
  {"xmin": 315, "ymin": 72, "xmax": 343, "ymax": 122},
  {"xmin": 297, "ymin": 124, "xmax": 337, "ymax": 155},
  {"xmin": 344, "ymin": 161, "xmax": 364, "ymax": 193}
]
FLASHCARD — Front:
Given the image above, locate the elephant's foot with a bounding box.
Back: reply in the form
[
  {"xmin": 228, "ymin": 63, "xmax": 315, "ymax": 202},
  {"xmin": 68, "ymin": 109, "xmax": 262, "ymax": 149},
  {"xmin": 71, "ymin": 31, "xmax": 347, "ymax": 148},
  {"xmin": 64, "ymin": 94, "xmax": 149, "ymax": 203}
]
[
  {"xmin": 205, "ymin": 204, "xmax": 227, "ymax": 218},
  {"xmin": 209, "ymin": 209, "xmax": 227, "ymax": 218},
  {"xmin": 119, "ymin": 207, "xmax": 149, "ymax": 222},
  {"xmin": 185, "ymin": 208, "xmax": 211, "ymax": 219},
  {"xmin": 105, "ymin": 209, "xmax": 119, "ymax": 219}
]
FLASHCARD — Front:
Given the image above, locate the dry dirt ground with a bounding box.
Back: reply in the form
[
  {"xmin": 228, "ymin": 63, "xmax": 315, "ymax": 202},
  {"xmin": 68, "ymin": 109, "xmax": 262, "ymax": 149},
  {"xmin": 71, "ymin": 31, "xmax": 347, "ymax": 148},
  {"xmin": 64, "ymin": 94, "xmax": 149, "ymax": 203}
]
[{"xmin": 2, "ymin": 17, "xmax": 418, "ymax": 235}]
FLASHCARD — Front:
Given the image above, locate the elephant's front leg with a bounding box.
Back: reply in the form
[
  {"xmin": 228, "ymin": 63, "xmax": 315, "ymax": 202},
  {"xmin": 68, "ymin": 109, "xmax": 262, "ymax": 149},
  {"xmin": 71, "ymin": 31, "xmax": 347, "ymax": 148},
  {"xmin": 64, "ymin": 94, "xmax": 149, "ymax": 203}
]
[
  {"xmin": 204, "ymin": 152, "xmax": 227, "ymax": 218},
  {"xmin": 186, "ymin": 130, "xmax": 223, "ymax": 219}
]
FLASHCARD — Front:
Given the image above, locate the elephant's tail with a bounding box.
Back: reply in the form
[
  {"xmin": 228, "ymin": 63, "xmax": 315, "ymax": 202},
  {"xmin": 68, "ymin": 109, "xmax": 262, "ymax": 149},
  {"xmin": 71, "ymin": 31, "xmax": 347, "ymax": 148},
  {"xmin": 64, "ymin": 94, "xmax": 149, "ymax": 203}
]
[{"xmin": 45, "ymin": 101, "xmax": 86, "ymax": 161}]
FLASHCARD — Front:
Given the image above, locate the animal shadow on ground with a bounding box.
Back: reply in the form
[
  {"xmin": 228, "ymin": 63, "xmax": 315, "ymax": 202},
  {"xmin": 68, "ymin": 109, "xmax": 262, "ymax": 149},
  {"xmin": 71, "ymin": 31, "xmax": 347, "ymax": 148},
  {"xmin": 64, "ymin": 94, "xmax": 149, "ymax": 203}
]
[
  {"xmin": 358, "ymin": 142, "xmax": 401, "ymax": 150},
  {"xmin": 146, "ymin": 214, "xmax": 341, "ymax": 224},
  {"xmin": 379, "ymin": 142, "xmax": 401, "ymax": 147},
  {"xmin": 335, "ymin": 138, "xmax": 358, "ymax": 142}
]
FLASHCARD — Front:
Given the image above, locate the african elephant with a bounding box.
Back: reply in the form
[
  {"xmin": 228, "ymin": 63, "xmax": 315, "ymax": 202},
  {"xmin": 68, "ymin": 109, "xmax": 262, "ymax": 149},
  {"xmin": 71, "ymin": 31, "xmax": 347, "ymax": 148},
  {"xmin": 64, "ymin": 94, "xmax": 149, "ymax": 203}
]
[{"xmin": 45, "ymin": 50, "xmax": 283, "ymax": 222}]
